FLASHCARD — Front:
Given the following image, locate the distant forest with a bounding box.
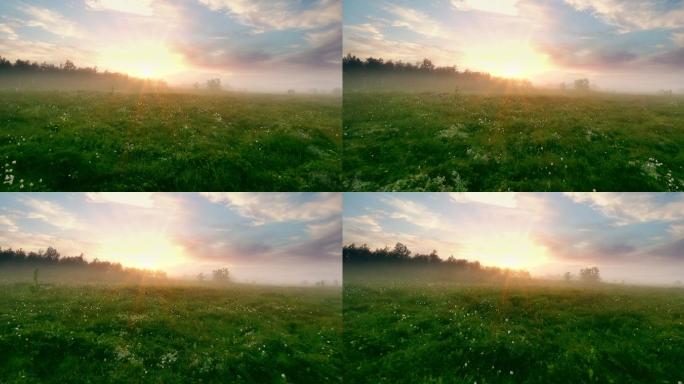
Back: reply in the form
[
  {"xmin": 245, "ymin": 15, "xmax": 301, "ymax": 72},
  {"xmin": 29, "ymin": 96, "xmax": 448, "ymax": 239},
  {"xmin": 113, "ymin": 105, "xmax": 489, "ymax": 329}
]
[
  {"xmin": 344, "ymin": 243, "xmax": 530, "ymax": 282},
  {"xmin": 0, "ymin": 57, "xmax": 167, "ymax": 92},
  {"xmin": 0, "ymin": 247, "xmax": 167, "ymax": 283},
  {"xmin": 343, "ymin": 54, "xmax": 533, "ymax": 93}
]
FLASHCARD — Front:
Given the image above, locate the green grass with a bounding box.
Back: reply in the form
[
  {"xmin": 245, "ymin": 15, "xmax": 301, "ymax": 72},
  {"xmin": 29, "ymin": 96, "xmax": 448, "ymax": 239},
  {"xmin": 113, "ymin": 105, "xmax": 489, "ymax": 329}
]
[
  {"xmin": 0, "ymin": 91, "xmax": 341, "ymax": 191},
  {"xmin": 0, "ymin": 283, "xmax": 342, "ymax": 383},
  {"xmin": 343, "ymin": 92, "xmax": 684, "ymax": 191},
  {"xmin": 343, "ymin": 282, "xmax": 684, "ymax": 384}
]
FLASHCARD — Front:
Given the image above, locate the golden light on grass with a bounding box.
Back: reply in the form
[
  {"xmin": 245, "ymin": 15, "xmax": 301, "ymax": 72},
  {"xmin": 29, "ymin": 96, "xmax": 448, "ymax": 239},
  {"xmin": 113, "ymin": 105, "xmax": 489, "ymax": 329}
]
[
  {"xmin": 464, "ymin": 41, "xmax": 550, "ymax": 79},
  {"xmin": 461, "ymin": 232, "xmax": 549, "ymax": 270},
  {"xmin": 98, "ymin": 41, "xmax": 186, "ymax": 79},
  {"xmin": 98, "ymin": 233, "xmax": 187, "ymax": 271}
]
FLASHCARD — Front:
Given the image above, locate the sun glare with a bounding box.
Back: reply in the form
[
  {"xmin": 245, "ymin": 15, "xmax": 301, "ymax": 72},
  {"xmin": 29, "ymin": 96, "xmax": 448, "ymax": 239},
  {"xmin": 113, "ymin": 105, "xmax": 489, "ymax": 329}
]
[
  {"xmin": 98, "ymin": 41, "xmax": 186, "ymax": 79},
  {"xmin": 98, "ymin": 233, "xmax": 187, "ymax": 271},
  {"xmin": 464, "ymin": 41, "xmax": 550, "ymax": 79},
  {"xmin": 461, "ymin": 233, "xmax": 548, "ymax": 270}
]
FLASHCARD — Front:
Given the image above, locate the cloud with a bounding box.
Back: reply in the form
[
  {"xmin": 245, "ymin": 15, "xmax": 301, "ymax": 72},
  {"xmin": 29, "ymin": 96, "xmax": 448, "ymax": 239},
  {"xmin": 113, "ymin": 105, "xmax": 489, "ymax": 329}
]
[
  {"xmin": 200, "ymin": 192, "xmax": 340, "ymax": 225},
  {"xmin": 85, "ymin": 192, "xmax": 156, "ymax": 208},
  {"xmin": 384, "ymin": 4, "xmax": 446, "ymax": 38},
  {"xmin": 0, "ymin": 215, "xmax": 18, "ymax": 233},
  {"xmin": 451, "ymin": 0, "xmax": 520, "ymax": 16},
  {"xmin": 672, "ymin": 32, "xmax": 684, "ymax": 47},
  {"xmin": 564, "ymin": 193, "xmax": 684, "ymax": 225},
  {"xmin": 196, "ymin": 0, "xmax": 340, "ymax": 32},
  {"xmin": 450, "ymin": 192, "xmax": 519, "ymax": 208},
  {"xmin": 84, "ymin": 0, "xmax": 156, "ymax": 16},
  {"xmin": 18, "ymin": 4, "xmax": 82, "ymax": 38},
  {"xmin": 344, "ymin": 22, "xmax": 460, "ymax": 66},
  {"xmin": 345, "ymin": 23, "xmax": 384, "ymax": 40},
  {"xmin": 0, "ymin": 23, "xmax": 18, "ymax": 40},
  {"xmin": 20, "ymin": 197, "xmax": 81, "ymax": 230},
  {"xmin": 539, "ymin": 42, "xmax": 639, "ymax": 70},
  {"xmin": 345, "ymin": 214, "xmax": 382, "ymax": 233},
  {"xmin": 650, "ymin": 47, "xmax": 684, "ymax": 68},
  {"xmin": 0, "ymin": 38, "xmax": 92, "ymax": 65},
  {"xmin": 648, "ymin": 237, "xmax": 684, "ymax": 259},
  {"xmin": 284, "ymin": 25, "xmax": 342, "ymax": 68},
  {"xmin": 534, "ymin": 232, "xmax": 638, "ymax": 262},
  {"xmin": 286, "ymin": 217, "xmax": 342, "ymax": 259},
  {"xmin": 563, "ymin": 0, "xmax": 684, "ymax": 32},
  {"xmin": 382, "ymin": 196, "xmax": 443, "ymax": 230}
]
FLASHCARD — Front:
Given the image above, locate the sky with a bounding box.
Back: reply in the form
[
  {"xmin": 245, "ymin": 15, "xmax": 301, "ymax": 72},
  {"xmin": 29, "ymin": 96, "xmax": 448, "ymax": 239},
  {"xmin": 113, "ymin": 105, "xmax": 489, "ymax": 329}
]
[
  {"xmin": 344, "ymin": 0, "xmax": 684, "ymax": 92},
  {"xmin": 0, "ymin": 0, "xmax": 341, "ymax": 91},
  {"xmin": 344, "ymin": 193, "xmax": 684, "ymax": 285},
  {"xmin": 0, "ymin": 192, "xmax": 342, "ymax": 284}
]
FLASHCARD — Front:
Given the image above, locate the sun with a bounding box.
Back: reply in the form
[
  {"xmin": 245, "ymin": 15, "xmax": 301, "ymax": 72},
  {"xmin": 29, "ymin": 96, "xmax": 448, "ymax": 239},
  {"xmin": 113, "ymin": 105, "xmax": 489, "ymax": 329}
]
[
  {"xmin": 464, "ymin": 41, "xmax": 550, "ymax": 79},
  {"xmin": 98, "ymin": 41, "xmax": 186, "ymax": 79},
  {"xmin": 98, "ymin": 233, "xmax": 187, "ymax": 271},
  {"xmin": 461, "ymin": 233, "xmax": 548, "ymax": 270}
]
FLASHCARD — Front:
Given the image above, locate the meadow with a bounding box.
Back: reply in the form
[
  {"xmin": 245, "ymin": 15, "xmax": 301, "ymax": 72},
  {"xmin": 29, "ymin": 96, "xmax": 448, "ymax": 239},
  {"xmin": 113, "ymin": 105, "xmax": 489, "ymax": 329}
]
[
  {"xmin": 0, "ymin": 91, "xmax": 341, "ymax": 191},
  {"xmin": 343, "ymin": 92, "xmax": 684, "ymax": 191},
  {"xmin": 0, "ymin": 283, "xmax": 342, "ymax": 384},
  {"xmin": 343, "ymin": 282, "xmax": 684, "ymax": 384}
]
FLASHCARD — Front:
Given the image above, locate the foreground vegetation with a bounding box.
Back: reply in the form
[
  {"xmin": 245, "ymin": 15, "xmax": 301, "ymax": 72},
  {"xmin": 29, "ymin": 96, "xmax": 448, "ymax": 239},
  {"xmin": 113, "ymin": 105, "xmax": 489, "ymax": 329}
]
[
  {"xmin": 0, "ymin": 90, "xmax": 340, "ymax": 191},
  {"xmin": 343, "ymin": 281, "xmax": 684, "ymax": 383},
  {"xmin": 343, "ymin": 92, "xmax": 684, "ymax": 191},
  {"xmin": 0, "ymin": 283, "xmax": 341, "ymax": 383}
]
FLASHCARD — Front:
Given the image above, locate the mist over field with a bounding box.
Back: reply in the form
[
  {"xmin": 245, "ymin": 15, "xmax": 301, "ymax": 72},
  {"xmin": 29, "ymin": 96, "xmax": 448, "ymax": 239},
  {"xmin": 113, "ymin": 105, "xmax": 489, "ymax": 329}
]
[
  {"xmin": 343, "ymin": 192, "xmax": 684, "ymax": 383},
  {"xmin": 344, "ymin": 193, "xmax": 684, "ymax": 286},
  {"xmin": 0, "ymin": 192, "xmax": 342, "ymax": 285},
  {"xmin": 0, "ymin": 0, "xmax": 341, "ymax": 93},
  {"xmin": 344, "ymin": 0, "xmax": 684, "ymax": 93}
]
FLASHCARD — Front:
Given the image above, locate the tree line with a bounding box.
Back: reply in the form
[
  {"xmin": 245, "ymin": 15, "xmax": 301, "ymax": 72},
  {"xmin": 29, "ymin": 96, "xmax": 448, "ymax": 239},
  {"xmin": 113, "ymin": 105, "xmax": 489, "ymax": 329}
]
[
  {"xmin": 343, "ymin": 54, "xmax": 533, "ymax": 93},
  {"xmin": 0, "ymin": 56, "xmax": 167, "ymax": 91},
  {"xmin": 344, "ymin": 243, "xmax": 530, "ymax": 282},
  {"xmin": 0, "ymin": 246, "xmax": 167, "ymax": 283}
]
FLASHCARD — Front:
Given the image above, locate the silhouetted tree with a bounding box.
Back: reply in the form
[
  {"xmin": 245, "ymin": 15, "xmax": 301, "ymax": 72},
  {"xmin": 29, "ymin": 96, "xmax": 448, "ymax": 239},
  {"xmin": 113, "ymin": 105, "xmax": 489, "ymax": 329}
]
[
  {"xmin": 206, "ymin": 78, "xmax": 221, "ymax": 91},
  {"xmin": 212, "ymin": 268, "xmax": 231, "ymax": 282},
  {"xmin": 579, "ymin": 267, "xmax": 600, "ymax": 283},
  {"xmin": 574, "ymin": 78, "xmax": 590, "ymax": 92}
]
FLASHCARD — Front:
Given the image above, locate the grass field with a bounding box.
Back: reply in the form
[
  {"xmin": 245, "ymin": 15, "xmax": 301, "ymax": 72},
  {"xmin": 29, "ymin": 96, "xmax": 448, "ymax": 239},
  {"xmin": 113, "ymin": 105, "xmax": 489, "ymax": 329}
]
[
  {"xmin": 0, "ymin": 91, "xmax": 341, "ymax": 191},
  {"xmin": 343, "ymin": 282, "xmax": 684, "ymax": 384},
  {"xmin": 343, "ymin": 92, "xmax": 684, "ymax": 191},
  {"xmin": 0, "ymin": 283, "xmax": 341, "ymax": 384}
]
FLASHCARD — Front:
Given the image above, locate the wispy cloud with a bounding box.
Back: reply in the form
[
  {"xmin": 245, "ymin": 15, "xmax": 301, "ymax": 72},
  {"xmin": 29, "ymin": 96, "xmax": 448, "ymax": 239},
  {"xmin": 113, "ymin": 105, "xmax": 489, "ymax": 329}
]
[
  {"xmin": 0, "ymin": 215, "xmax": 18, "ymax": 233},
  {"xmin": 451, "ymin": 0, "xmax": 520, "ymax": 16},
  {"xmin": 200, "ymin": 192, "xmax": 341, "ymax": 225},
  {"xmin": 84, "ymin": 0, "xmax": 156, "ymax": 17},
  {"xmin": 85, "ymin": 192, "xmax": 157, "ymax": 208},
  {"xmin": 450, "ymin": 192, "xmax": 519, "ymax": 209},
  {"xmin": 196, "ymin": 0, "xmax": 340, "ymax": 32},
  {"xmin": 564, "ymin": 193, "xmax": 684, "ymax": 225},
  {"xmin": 18, "ymin": 4, "xmax": 82, "ymax": 38},
  {"xmin": 563, "ymin": 0, "xmax": 684, "ymax": 32},
  {"xmin": 384, "ymin": 3, "xmax": 446, "ymax": 38},
  {"xmin": 20, "ymin": 197, "xmax": 81, "ymax": 230}
]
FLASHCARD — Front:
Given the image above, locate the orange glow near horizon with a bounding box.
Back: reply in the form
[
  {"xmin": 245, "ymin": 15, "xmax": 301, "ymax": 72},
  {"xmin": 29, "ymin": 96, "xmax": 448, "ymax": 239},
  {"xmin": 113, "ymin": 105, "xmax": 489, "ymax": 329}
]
[
  {"xmin": 459, "ymin": 233, "xmax": 549, "ymax": 270},
  {"xmin": 464, "ymin": 41, "xmax": 551, "ymax": 79},
  {"xmin": 97, "ymin": 233, "xmax": 188, "ymax": 271},
  {"xmin": 97, "ymin": 41, "xmax": 187, "ymax": 79}
]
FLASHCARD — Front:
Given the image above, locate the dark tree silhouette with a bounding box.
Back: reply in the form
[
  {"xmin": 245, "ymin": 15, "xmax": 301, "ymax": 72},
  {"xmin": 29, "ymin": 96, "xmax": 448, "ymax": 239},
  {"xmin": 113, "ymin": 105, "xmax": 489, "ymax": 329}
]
[
  {"xmin": 579, "ymin": 267, "xmax": 601, "ymax": 283},
  {"xmin": 212, "ymin": 268, "xmax": 231, "ymax": 282},
  {"xmin": 343, "ymin": 54, "xmax": 532, "ymax": 92},
  {"xmin": 574, "ymin": 78, "xmax": 590, "ymax": 92},
  {"xmin": 343, "ymin": 243, "xmax": 530, "ymax": 282},
  {"xmin": 0, "ymin": 246, "xmax": 167, "ymax": 282},
  {"xmin": 0, "ymin": 56, "xmax": 168, "ymax": 91},
  {"xmin": 206, "ymin": 78, "xmax": 222, "ymax": 91}
]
